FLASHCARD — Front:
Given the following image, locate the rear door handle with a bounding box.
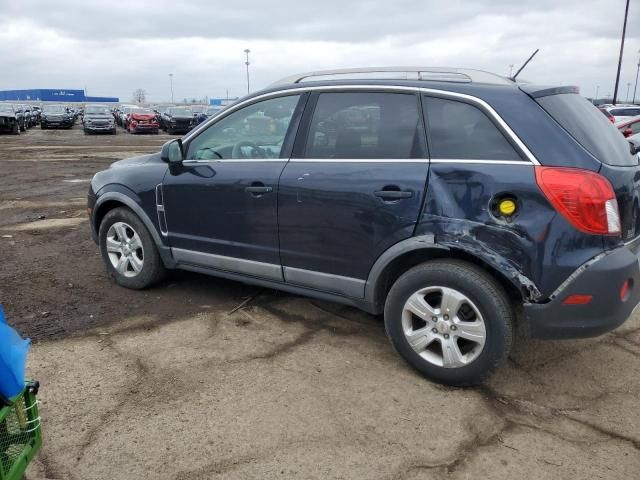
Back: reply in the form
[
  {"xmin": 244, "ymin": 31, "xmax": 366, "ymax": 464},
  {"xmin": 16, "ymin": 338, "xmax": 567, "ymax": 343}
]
[{"xmin": 373, "ymin": 190, "xmax": 413, "ymax": 200}]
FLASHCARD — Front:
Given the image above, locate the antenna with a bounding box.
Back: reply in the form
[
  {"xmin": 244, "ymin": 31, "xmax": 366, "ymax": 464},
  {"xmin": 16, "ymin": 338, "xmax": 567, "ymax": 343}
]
[{"xmin": 511, "ymin": 49, "xmax": 540, "ymax": 81}]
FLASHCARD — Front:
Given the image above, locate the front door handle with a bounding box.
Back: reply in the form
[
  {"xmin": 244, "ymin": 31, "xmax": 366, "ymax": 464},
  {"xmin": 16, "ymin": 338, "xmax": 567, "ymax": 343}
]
[
  {"xmin": 373, "ymin": 189, "xmax": 413, "ymax": 200},
  {"xmin": 245, "ymin": 183, "xmax": 273, "ymax": 195}
]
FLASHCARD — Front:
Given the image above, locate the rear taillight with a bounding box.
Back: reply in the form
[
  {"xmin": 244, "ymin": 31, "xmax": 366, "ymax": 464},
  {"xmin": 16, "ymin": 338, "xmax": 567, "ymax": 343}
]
[{"xmin": 535, "ymin": 166, "xmax": 621, "ymax": 236}]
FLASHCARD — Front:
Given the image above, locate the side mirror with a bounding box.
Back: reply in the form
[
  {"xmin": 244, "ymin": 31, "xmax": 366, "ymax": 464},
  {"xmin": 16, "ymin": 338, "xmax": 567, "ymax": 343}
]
[
  {"xmin": 161, "ymin": 139, "xmax": 184, "ymax": 164},
  {"xmin": 623, "ymin": 128, "xmax": 633, "ymax": 138}
]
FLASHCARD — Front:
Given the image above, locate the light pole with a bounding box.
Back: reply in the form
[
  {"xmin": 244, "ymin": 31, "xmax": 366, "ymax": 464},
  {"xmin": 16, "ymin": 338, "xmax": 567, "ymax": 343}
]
[
  {"xmin": 169, "ymin": 73, "xmax": 174, "ymax": 103},
  {"xmin": 633, "ymin": 50, "xmax": 640, "ymax": 105},
  {"xmin": 613, "ymin": 0, "xmax": 630, "ymax": 105},
  {"xmin": 626, "ymin": 82, "xmax": 632, "ymax": 103},
  {"xmin": 509, "ymin": 64, "xmax": 514, "ymax": 77},
  {"xmin": 594, "ymin": 85, "xmax": 600, "ymax": 104},
  {"xmin": 244, "ymin": 49, "xmax": 251, "ymax": 95}
]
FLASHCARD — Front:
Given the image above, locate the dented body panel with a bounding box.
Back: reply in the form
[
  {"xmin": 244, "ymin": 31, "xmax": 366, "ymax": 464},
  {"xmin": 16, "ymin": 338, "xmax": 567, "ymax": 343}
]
[{"xmin": 418, "ymin": 164, "xmax": 604, "ymax": 300}]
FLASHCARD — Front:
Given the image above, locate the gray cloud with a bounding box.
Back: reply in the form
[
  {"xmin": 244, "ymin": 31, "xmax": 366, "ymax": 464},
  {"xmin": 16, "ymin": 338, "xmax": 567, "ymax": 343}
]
[{"xmin": 0, "ymin": 0, "xmax": 638, "ymax": 102}]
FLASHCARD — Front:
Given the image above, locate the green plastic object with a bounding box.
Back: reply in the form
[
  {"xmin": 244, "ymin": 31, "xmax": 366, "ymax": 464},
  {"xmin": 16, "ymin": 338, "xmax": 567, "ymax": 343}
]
[{"xmin": 0, "ymin": 382, "xmax": 41, "ymax": 480}]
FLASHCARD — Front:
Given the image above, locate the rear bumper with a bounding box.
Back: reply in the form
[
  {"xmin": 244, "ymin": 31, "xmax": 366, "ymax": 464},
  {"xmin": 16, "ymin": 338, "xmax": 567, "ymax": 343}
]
[{"xmin": 524, "ymin": 238, "xmax": 640, "ymax": 339}]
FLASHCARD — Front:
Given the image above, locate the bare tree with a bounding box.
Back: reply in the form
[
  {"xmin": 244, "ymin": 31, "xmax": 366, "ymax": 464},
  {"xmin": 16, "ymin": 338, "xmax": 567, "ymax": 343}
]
[{"xmin": 132, "ymin": 88, "xmax": 146, "ymax": 104}]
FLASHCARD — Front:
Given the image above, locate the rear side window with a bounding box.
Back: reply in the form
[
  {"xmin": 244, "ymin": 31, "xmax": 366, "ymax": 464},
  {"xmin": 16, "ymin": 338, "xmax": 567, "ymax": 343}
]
[
  {"xmin": 303, "ymin": 92, "xmax": 425, "ymax": 159},
  {"xmin": 538, "ymin": 94, "xmax": 636, "ymax": 166},
  {"xmin": 423, "ymin": 96, "xmax": 522, "ymax": 161}
]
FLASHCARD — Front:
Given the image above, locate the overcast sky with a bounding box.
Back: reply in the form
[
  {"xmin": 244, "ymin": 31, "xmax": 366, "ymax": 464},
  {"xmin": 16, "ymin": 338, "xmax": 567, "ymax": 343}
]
[{"xmin": 0, "ymin": 0, "xmax": 639, "ymax": 102}]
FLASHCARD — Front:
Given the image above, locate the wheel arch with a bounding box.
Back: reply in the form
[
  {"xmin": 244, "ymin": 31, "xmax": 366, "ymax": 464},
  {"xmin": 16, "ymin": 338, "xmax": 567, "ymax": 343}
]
[
  {"xmin": 94, "ymin": 191, "xmax": 164, "ymax": 249},
  {"xmin": 365, "ymin": 236, "xmax": 538, "ymax": 314}
]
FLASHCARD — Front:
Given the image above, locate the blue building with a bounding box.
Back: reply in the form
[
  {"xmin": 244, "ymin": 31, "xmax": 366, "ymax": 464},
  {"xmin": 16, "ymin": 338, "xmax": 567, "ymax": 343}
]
[{"xmin": 0, "ymin": 89, "xmax": 118, "ymax": 103}]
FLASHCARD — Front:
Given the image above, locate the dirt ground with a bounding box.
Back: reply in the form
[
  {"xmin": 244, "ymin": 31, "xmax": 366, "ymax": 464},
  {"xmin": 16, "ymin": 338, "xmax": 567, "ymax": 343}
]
[{"xmin": 1, "ymin": 124, "xmax": 639, "ymax": 480}]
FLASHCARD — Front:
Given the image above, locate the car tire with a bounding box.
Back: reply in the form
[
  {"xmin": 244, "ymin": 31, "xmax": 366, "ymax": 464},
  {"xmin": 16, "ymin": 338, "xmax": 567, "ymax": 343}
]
[
  {"xmin": 41, "ymin": 124, "xmax": 46, "ymax": 130},
  {"xmin": 384, "ymin": 259, "xmax": 513, "ymax": 387},
  {"xmin": 20, "ymin": 123, "xmax": 25, "ymax": 132},
  {"xmin": 83, "ymin": 129, "xmax": 89, "ymax": 135},
  {"xmin": 12, "ymin": 123, "xmax": 20, "ymax": 135},
  {"xmin": 112, "ymin": 127, "xmax": 117, "ymax": 135},
  {"xmin": 99, "ymin": 207, "xmax": 166, "ymax": 290}
]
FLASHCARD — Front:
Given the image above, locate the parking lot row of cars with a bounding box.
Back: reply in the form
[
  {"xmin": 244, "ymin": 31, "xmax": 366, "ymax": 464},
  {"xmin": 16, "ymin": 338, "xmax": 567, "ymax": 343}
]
[
  {"xmin": 0, "ymin": 103, "xmax": 83, "ymax": 134},
  {"xmin": 0, "ymin": 101, "xmax": 224, "ymax": 136},
  {"xmin": 110, "ymin": 104, "xmax": 222, "ymax": 135}
]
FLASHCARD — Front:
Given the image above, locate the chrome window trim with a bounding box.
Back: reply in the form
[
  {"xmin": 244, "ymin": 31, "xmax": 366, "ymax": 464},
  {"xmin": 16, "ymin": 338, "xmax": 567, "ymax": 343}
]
[
  {"xmin": 181, "ymin": 84, "xmax": 540, "ymax": 166},
  {"xmin": 430, "ymin": 159, "xmax": 531, "ymax": 165},
  {"xmin": 289, "ymin": 158, "xmax": 428, "ymax": 163},
  {"xmin": 182, "ymin": 158, "xmax": 286, "ymax": 165}
]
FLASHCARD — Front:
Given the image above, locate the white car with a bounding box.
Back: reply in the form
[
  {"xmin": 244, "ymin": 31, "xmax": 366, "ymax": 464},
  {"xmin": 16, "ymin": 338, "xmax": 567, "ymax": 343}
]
[{"xmin": 606, "ymin": 105, "xmax": 640, "ymax": 122}]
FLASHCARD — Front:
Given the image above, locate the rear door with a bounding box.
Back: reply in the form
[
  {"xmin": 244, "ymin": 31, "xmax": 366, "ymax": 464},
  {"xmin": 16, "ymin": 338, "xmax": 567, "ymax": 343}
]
[{"xmin": 277, "ymin": 89, "xmax": 429, "ymax": 298}]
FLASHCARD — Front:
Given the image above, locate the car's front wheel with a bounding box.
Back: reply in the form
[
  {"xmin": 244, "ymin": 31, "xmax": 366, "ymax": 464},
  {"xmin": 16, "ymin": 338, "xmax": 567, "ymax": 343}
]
[
  {"xmin": 99, "ymin": 207, "xmax": 166, "ymax": 289},
  {"xmin": 384, "ymin": 259, "xmax": 513, "ymax": 386}
]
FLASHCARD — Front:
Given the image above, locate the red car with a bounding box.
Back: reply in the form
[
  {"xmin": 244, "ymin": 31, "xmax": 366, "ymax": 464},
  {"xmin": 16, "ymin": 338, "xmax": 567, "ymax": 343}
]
[
  {"xmin": 616, "ymin": 116, "xmax": 640, "ymax": 138},
  {"xmin": 128, "ymin": 109, "xmax": 159, "ymax": 134},
  {"xmin": 598, "ymin": 107, "xmax": 615, "ymax": 123}
]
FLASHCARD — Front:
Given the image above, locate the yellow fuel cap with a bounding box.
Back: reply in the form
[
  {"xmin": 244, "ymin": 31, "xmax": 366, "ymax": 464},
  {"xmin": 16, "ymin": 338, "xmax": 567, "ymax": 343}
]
[{"xmin": 498, "ymin": 199, "xmax": 517, "ymax": 216}]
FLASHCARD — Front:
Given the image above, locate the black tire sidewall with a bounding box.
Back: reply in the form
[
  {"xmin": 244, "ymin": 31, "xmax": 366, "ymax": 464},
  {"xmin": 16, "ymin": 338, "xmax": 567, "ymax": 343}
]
[
  {"xmin": 98, "ymin": 207, "xmax": 165, "ymax": 289},
  {"xmin": 384, "ymin": 261, "xmax": 513, "ymax": 386}
]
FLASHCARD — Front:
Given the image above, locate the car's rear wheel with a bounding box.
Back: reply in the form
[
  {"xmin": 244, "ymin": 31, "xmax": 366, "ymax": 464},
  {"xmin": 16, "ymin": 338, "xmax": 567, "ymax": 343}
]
[
  {"xmin": 99, "ymin": 207, "xmax": 166, "ymax": 289},
  {"xmin": 384, "ymin": 259, "xmax": 513, "ymax": 386},
  {"xmin": 12, "ymin": 122, "xmax": 20, "ymax": 135}
]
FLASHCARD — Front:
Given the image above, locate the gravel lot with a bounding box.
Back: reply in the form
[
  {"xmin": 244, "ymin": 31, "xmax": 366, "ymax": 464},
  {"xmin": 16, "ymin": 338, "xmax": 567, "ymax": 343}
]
[{"xmin": 1, "ymin": 124, "xmax": 639, "ymax": 479}]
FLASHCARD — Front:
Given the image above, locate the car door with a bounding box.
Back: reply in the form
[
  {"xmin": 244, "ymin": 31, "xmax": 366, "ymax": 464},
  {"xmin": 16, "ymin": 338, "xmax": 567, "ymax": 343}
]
[
  {"xmin": 162, "ymin": 93, "xmax": 305, "ymax": 281},
  {"xmin": 277, "ymin": 90, "xmax": 429, "ymax": 298}
]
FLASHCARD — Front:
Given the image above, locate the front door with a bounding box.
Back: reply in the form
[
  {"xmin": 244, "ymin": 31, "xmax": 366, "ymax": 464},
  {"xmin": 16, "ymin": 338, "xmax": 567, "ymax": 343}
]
[
  {"xmin": 278, "ymin": 90, "xmax": 429, "ymax": 297},
  {"xmin": 162, "ymin": 93, "xmax": 303, "ymax": 280}
]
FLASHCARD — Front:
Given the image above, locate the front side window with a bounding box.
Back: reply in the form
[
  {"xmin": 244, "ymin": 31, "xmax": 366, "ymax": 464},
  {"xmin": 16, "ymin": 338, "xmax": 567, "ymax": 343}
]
[
  {"xmin": 303, "ymin": 92, "xmax": 425, "ymax": 159},
  {"xmin": 423, "ymin": 96, "xmax": 522, "ymax": 161},
  {"xmin": 187, "ymin": 95, "xmax": 300, "ymax": 160}
]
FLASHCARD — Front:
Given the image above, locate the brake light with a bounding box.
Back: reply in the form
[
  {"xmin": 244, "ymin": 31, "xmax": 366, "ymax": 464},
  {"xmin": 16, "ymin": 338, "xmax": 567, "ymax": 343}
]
[{"xmin": 535, "ymin": 166, "xmax": 621, "ymax": 236}]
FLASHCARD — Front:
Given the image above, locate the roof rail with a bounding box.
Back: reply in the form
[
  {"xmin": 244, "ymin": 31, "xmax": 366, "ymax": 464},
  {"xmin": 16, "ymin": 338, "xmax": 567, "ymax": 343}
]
[{"xmin": 270, "ymin": 67, "xmax": 513, "ymax": 87}]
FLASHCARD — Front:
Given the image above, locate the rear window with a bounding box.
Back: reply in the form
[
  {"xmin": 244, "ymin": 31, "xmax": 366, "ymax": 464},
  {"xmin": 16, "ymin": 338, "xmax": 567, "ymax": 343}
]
[{"xmin": 537, "ymin": 94, "xmax": 637, "ymax": 166}]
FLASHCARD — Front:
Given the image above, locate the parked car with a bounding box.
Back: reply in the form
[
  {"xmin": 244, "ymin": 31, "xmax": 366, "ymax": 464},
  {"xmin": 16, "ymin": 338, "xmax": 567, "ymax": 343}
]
[
  {"xmin": 606, "ymin": 105, "xmax": 640, "ymax": 121},
  {"xmin": 88, "ymin": 67, "xmax": 640, "ymax": 386},
  {"xmin": 598, "ymin": 108, "xmax": 615, "ymax": 123},
  {"xmin": 127, "ymin": 108, "xmax": 159, "ymax": 134},
  {"xmin": 0, "ymin": 103, "xmax": 21, "ymax": 134},
  {"xmin": 41, "ymin": 104, "xmax": 74, "ymax": 129},
  {"xmin": 21, "ymin": 105, "xmax": 33, "ymax": 128},
  {"xmin": 83, "ymin": 104, "xmax": 117, "ymax": 135},
  {"xmin": 162, "ymin": 106, "xmax": 195, "ymax": 134},
  {"xmin": 153, "ymin": 105, "xmax": 174, "ymax": 128},
  {"xmin": 115, "ymin": 105, "xmax": 137, "ymax": 127},
  {"xmin": 11, "ymin": 104, "xmax": 27, "ymax": 131},
  {"xmin": 31, "ymin": 105, "xmax": 42, "ymax": 124},
  {"xmin": 195, "ymin": 106, "xmax": 222, "ymax": 125},
  {"xmin": 615, "ymin": 115, "xmax": 640, "ymax": 138}
]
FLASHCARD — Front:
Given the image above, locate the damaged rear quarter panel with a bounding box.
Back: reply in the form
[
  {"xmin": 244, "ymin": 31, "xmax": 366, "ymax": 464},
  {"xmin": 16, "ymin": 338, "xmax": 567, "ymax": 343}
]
[{"xmin": 418, "ymin": 164, "xmax": 605, "ymax": 300}]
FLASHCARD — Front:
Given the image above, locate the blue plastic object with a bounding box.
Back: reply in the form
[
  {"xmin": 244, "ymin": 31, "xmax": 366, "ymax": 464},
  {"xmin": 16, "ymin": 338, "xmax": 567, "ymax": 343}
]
[{"xmin": 0, "ymin": 305, "xmax": 30, "ymax": 400}]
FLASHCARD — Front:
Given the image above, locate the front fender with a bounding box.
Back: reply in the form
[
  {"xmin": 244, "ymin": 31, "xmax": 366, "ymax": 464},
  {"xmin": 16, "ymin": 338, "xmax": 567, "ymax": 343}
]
[{"xmin": 92, "ymin": 188, "xmax": 175, "ymax": 268}]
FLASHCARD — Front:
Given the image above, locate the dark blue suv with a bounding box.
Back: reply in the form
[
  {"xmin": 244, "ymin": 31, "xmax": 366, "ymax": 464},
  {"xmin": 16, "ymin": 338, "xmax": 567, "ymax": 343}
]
[{"xmin": 88, "ymin": 68, "xmax": 640, "ymax": 385}]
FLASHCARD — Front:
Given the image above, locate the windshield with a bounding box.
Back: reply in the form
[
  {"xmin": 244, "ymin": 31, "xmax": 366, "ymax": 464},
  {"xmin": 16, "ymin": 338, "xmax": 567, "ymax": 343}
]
[
  {"xmin": 43, "ymin": 105, "xmax": 66, "ymax": 114},
  {"xmin": 0, "ymin": 104, "xmax": 14, "ymax": 113},
  {"xmin": 135, "ymin": 108, "xmax": 155, "ymax": 114},
  {"xmin": 537, "ymin": 93, "xmax": 637, "ymax": 166},
  {"xmin": 123, "ymin": 107, "xmax": 140, "ymax": 114},
  {"xmin": 191, "ymin": 106, "xmax": 205, "ymax": 113},
  {"xmin": 170, "ymin": 107, "xmax": 192, "ymax": 116},
  {"xmin": 85, "ymin": 106, "xmax": 111, "ymax": 115}
]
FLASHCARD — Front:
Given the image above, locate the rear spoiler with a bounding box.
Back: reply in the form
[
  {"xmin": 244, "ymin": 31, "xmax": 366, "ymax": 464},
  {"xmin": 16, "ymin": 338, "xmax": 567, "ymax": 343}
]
[{"xmin": 519, "ymin": 85, "xmax": 580, "ymax": 99}]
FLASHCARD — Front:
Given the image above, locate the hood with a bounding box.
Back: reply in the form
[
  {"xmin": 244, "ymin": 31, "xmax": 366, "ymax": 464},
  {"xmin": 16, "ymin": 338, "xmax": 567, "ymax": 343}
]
[
  {"xmin": 0, "ymin": 112, "xmax": 16, "ymax": 118},
  {"xmin": 170, "ymin": 114, "xmax": 194, "ymax": 120},
  {"xmin": 110, "ymin": 153, "xmax": 158, "ymax": 168},
  {"xmin": 130, "ymin": 113, "xmax": 156, "ymax": 121}
]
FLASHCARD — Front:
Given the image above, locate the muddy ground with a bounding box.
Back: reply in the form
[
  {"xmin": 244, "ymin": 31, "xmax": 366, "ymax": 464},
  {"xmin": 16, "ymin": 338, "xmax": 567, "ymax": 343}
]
[{"xmin": 0, "ymin": 124, "xmax": 639, "ymax": 480}]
